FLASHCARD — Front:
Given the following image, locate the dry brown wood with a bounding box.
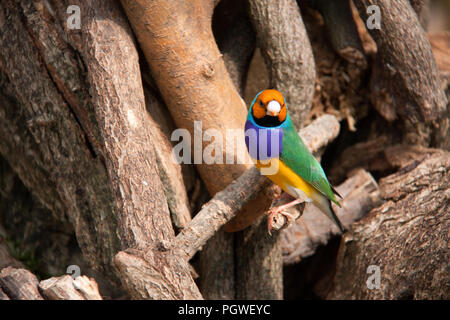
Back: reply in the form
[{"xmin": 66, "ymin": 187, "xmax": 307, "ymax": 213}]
[
  {"xmin": 39, "ymin": 275, "xmax": 102, "ymax": 300},
  {"xmin": 198, "ymin": 230, "xmax": 235, "ymax": 299},
  {"xmin": 280, "ymin": 169, "xmax": 382, "ymax": 265},
  {"xmin": 120, "ymin": 0, "xmax": 274, "ymax": 238},
  {"xmin": 326, "ymin": 149, "xmax": 449, "ymax": 299},
  {"xmin": 305, "ymin": 0, "xmax": 366, "ymax": 67},
  {"xmin": 143, "ymin": 84, "xmax": 192, "ymax": 230},
  {"xmin": 120, "ymin": 0, "xmax": 250, "ymax": 196},
  {"xmin": 113, "ymin": 248, "xmax": 203, "ymax": 300},
  {"xmin": 235, "ymin": 217, "xmax": 283, "ymax": 299},
  {"xmin": 353, "ymin": 0, "xmax": 448, "ymax": 148},
  {"xmin": 328, "ymin": 138, "xmax": 443, "ymax": 183},
  {"xmin": 0, "ymin": 267, "xmax": 44, "ymax": 300},
  {"xmin": 173, "ymin": 167, "xmax": 269, "ymax": 261},
  {"xmin": 198, "ymin": 0, "xmax": 257, "ymax": 299},
  {"xmin": 0, "ymin": 0, "xmax": 201, "ymax": 299},
  {"xmin": 173, "ymin": 115, "xmax": 340, "ymax": 261},
  {"xmin": 0, "ymin": 0, "xmax": 120, "ymax": 277},
  {"xmin": 248, "ymin": 0, "xmax": 316, "ymax": 127},
  {"xmin": 213, "ymin": 0, "xmax": 256, "ymax": 96}
]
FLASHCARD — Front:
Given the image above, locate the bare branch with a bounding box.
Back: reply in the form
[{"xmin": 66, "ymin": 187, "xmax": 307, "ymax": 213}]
[
  {"xmin": 248, "ymin": 0, "xmax": 316, "ymax": 127},
  {"xmin": 174, "ymin": 115, "xmax": 340, "ymax": 260}
]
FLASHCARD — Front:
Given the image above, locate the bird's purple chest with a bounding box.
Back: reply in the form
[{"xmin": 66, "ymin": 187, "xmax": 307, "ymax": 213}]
[{"xmin": 244, "ymin": 120, "xmax": 283, "ymax": 160}]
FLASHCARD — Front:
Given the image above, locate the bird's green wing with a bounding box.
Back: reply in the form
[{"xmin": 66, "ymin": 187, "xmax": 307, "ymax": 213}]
[{"xmin": 280, "ymin": 118, "xmax": 341, "ymax": 206}]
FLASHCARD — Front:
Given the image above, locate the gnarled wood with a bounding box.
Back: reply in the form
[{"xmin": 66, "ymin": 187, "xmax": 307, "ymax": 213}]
[
  {"xmin": 248, "ymin": 0, "xmax": 316, "ymax": 127},
  {"xmin": 0, "ymin": 267, "xmax": 43, "ymax": 300},
  {"xmin": 353, "ymin": 0, "xmax": 448, "ymax": 148},
  {"xmin": 39, "ymin": 275, "xmax": 102, "ymax": 300},
  {"xmin": 327, "ymin": 149, "xmax": 449, "ymax": 299}
]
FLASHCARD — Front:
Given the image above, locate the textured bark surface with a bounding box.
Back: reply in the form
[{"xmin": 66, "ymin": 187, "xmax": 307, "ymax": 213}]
[
  {"xmin": 305, "ymin": 0, "xmax": 366, "ymax": 67},
  {"xmin": 39, "ymin": 275, "xmax": 102, "ymax": 300},
  {"xmin": 0, "ymin": 0, "xmax": 447, "ymax": 302},
  {"xmin": 281, "ymin": 169, "xmax": 382, "ymax": 265},
  {"xmin": 326, "ymin": 150, "xmax": 449, "ymax": 299},
  {"xmin": 120, "ymin": 0, "xmax": 250, "ymax": 196},
  {"xmin": 0, "ymin": 0, "xmax": 199, "ymax": 299},
  {"xmin": 353, "ymin": 0, "xmax": 448, "ymax": 148},
  {"xmin": 0, "ymin": 0, "xmax": 119, "ymax": 278},
  {"xmin": 213, "ymin": 0, "xmax": 256, "ymax": 96},
  {"xmin": 194, "ymin": 115, "xmax": 340, "ymax": 299},
  {"xmin": 0, "ymin": 267, "xmax": 44, "ymax": 300},
  {"xmin": 248, "ymin": 0, "xmax": 316, "ymax": 127}
]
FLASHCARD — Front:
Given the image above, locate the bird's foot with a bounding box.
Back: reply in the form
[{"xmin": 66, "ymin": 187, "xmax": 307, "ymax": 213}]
[{"xmin": 267, "ymin": 207, "xmax": 295, "ymax": 235}]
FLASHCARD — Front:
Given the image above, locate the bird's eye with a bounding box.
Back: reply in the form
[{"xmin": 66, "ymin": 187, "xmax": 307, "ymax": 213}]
[{"xmin": 259, "ymin": 100, "xmax": 264, "ymax": 107}]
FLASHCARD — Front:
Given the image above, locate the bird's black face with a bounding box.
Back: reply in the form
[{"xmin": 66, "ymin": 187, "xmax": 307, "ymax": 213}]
[{"xmin": 254, "ymin": 113, "xmax": 283, "ymax": 127}]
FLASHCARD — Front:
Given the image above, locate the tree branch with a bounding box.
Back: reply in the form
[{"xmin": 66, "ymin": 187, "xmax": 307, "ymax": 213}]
[
  {"xmin": 248, "ymin": 0, "xmax": 316, "ymax": 127},
  {"xmin": 173, "ymin": 115, "xmax": 340, "ymax": 261},
  {"xmin": 353, "ymin": 0, "xmax": 448, "ymax": 147}
]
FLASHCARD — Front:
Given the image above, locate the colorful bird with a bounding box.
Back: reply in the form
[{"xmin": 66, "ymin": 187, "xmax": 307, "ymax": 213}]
[{"xmin": 244, "ymin": 89, "xmax": 345, "ymax": 233}]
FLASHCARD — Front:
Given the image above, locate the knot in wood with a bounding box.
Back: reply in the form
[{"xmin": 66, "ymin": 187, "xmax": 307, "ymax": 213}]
[{"xmin": 202, "ymin": 63, "xmax": 215, "ymax": 78}]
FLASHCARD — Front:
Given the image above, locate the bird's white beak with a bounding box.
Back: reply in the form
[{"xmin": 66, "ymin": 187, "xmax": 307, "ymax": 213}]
[{"xmin": 267, "ymin": 100, "xmax": 281, "ymax": 117}]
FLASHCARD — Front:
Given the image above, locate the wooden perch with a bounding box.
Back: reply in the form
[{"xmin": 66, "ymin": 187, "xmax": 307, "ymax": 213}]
[
  {"xmin": 326, "ymin": 149, "xmax": 449, "ymax": 299},
  {"xmin": 39, "ymin": 275, "xmax": 102, "ymax": 300},
  {"xmin": 248, "ymin": 0, "xmax": 316, "ymax": 127},
  {"xmin": 174, "ymin": 114, "xmax": 340, "ymax": 260},
  {"xmin": 353, "ymin": 0, "xmax": 448, "ymax": 148},
  {"xmin": 280, "ymin": 169, "xmax": 382, "ymax": 264},
  {"xmin": 173, "ymin": 167, "xmax": 268, "ymax": 260},
  {"xmin": 0, "ymin": 267, "xmax": 43, "ymax": 300}
]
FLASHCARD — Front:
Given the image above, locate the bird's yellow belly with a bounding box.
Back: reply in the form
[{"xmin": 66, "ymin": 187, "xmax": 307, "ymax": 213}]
[{"xmin": 254, "ymin": 158, "xmax": 315, "ymax": 199}]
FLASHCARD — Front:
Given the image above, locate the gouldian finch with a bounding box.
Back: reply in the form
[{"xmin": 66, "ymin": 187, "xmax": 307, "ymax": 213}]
[{"xmin": 244, "ymin": 89, "xmax": 345, "ymax": 233}]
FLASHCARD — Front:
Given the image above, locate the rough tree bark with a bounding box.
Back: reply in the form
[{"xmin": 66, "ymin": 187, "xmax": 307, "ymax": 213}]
[
  {"xmin": 248, "ymin": 0, "xmax": 316, "ymax": 128},
  {"xmin": 326, "ymin": 149, "xmax": 449, "ymax": 299},
  {"xmin": 0, "ymin": 0, "xmax": 200, "ymax": 299},
  {"xmin": 353, "ymin": 0, "xmax": 448, "ymax": 148},
  {"xmin": 0, "ymin": 0, "xmax": 447, "ymax": 301}
]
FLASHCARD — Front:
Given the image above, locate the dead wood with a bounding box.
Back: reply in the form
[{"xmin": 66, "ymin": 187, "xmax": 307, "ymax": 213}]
[
  {"xmin": 353, "ymin": 0, "xmax": 448, "ymax": 148},
  {"xmin": 113, "ymin": 248, "xmax": 203, "ymax": 300},
  {"xmin": 305, "ymin": 0, "xmax": 366, "ymax": 67},
  {"xmin": 248, "ymin": 0, "xmax": 316, "ymax": 127},
  {"xmin": 328, "ymin": 138, "xmax": 443, "ymax": 183},
  {"xmin": 198, "ymin": 230, "xmax": 235, "ymax": 299},
  {"xmin": 0, "ymin": 0, "xmax": 120, "ymax": 278},
  {"xmin": 326, "ymin": 149, "xmax": 449, "ymax": 299},
  {"xmin": 39, "ymin": 275, "xmax": 102, "ymax": 300},
  {"xmin": 226, "ymin": 114, "xmax": 341, "ymax": 232},
  {"xmin": 213, "ymin": 0, "xmax": 256, "ymax": 96},
  {"xmin": 300, "ymin": 4, "xmax": 371, "ymax": 130},
  {"xmin": 0, "ymin": 0, "xmax": 200, "ymax": 299},
  {"xmin": 0, "ymin": 267, "xmax": 44, "ymax": 300},
  {"xmin": 428, "ymin": 32, "xmax": 450, "ymax": 87},
  {"xmin": 178, "ymin": 115, "xmax": 339, "ymax": 299},
  {"xmin": 120, "ymin": 0, "xmax": 276, "ymax": 241},
  {"xmin": 143, "ymin": 84, "xmax": 192, "ymax": 230},
  {"xmin": 281, "ymin": 169, "xmax": 382, "ymax": 265}
]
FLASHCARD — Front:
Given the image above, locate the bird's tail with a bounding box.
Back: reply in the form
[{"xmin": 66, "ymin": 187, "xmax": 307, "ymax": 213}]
[{"xmin": 311, "ymin": 192, "xmax": 345, "ymax": 233}]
